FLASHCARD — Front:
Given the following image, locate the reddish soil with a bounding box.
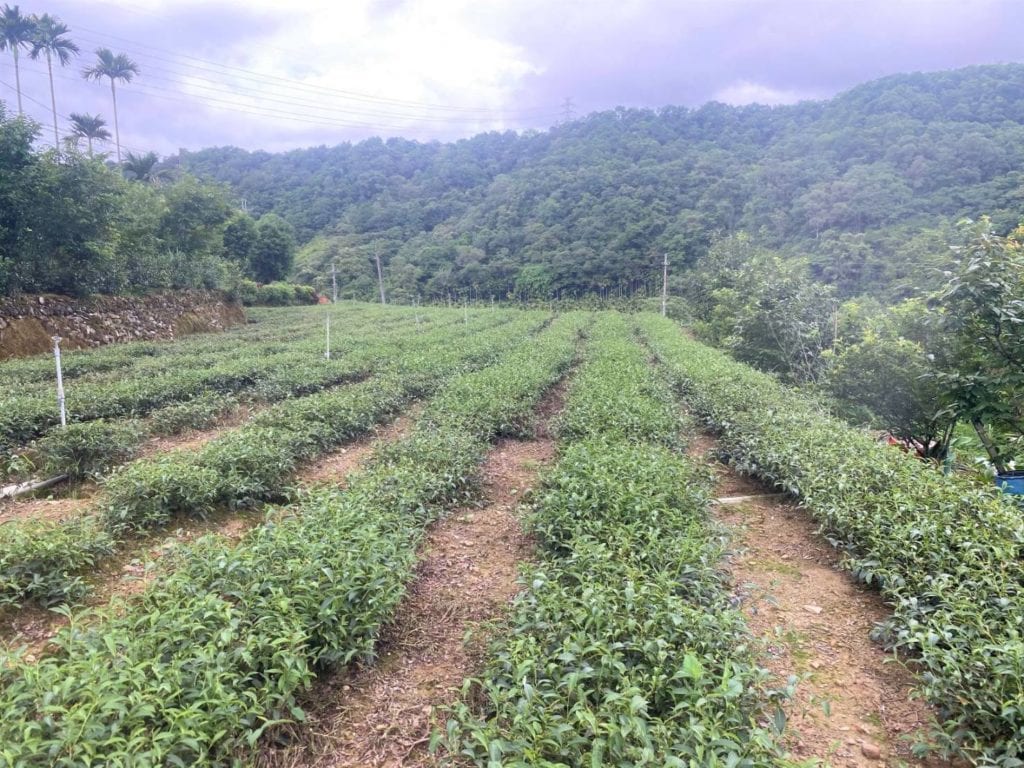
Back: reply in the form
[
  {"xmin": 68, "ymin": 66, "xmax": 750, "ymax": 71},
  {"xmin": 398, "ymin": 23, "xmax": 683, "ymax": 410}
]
[
  {"xmin": 295, "ymin": 408, "xmax": 420, "ymax": 488},
  {"xmin": 688, "ymin": 435, "xmax": 952, "ymax": 767},
  {"xmin": 0, "ymin": 492, "xmax": 92, "ymax": 524},
  {"xmin": 256, "ymin": 381, "xmax": 568, "ymax": 768},
  {"xmin": 0, "ymin": 410, "xmax": 420, "ymax": 659}
]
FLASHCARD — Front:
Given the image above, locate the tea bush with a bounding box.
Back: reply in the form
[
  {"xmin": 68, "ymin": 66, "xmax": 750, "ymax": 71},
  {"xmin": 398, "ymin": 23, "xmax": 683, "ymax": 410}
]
[
  {"xmin": 35, "ymin": 420, "xmax": 145, "ymax": 481},
  {"xmin": 147, "ymin": 392, "xmax": 237, "ymax": 435},
  {"xmin": 640, "ymin": 312, "xmax": 1024, "ymax": 763},
  {"xmin": 0, "ymin": 313, "xmax": 583, "ymax": 764},
  {"xmin": 449, "ymin": 315, "xmax": 781, "ymax": 766},
  {"xmin": 0, "ymin": 311, "xmax": 551, "ymax": 606}
]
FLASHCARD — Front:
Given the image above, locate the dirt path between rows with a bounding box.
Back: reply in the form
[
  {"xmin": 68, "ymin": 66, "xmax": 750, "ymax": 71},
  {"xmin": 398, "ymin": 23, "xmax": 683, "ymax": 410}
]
[
  {"xmin": 688, "ymin": 433, "xmax": 951, "ymax": 767},
  {"xmin": 294, "ymin": 407, "xmax": 421, "ymax": 488},
  {"xmin": 257, "ymin": 385, "xmax": 566, "ymax": 768},
  {"xmin": 0, "ymin": 411, "xmax": 419, "ymax": 659},
  {"xmin": 0, "ymin": 408, "xmax": 255, "ymax": 527}
]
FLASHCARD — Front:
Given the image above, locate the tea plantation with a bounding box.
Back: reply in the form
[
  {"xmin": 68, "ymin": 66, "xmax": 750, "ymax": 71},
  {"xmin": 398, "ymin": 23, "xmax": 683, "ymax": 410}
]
[{"xmin": 0, "ymin": 303, "xmax": 1020, "ymax": 766}]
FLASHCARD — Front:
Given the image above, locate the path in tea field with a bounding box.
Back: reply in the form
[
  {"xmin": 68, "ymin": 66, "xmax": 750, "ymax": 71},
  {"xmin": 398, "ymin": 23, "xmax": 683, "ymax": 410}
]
[
  {"xmin": 295, "ymin": 407, "xmax": 421, "ymax": 488},
  {"xmin": 689, "ymin": 434, "xmax": 949, "ymax": 767},
  {"xmin": 0, "ymin": 411, "xmax": 417, "ymax": 661},
  {"xmin": 258, "ymin": 385, "xmax": 565, "ymax": 768},
  {"xmin": 0, "ymin": 408, "xmax": 252, "ymax": 526}
]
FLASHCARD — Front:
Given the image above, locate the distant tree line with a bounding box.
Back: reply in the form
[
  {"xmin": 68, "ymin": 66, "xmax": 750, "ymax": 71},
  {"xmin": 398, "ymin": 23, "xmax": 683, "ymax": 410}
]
[{"xmin": 179, "ymin": 64, "xmax": 1024, "ymax": 304}]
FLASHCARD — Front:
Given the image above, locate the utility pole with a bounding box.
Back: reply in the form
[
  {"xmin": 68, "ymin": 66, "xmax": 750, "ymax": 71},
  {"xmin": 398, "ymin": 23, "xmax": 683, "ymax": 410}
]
[
  {"xmin": 324, "ymin": 315, "xmax": 331, "ymax": 359},
  {"xmin": 661, "ymin": 253, "xmax": 669, "ymax": 317},
  {"xmin": 561, "ymin": 96, "xmax": 575, "ymax": 124},
  {"xmin": 374, "ymin": 245, "xmax": 386, "ymax": 305},
  {"xmin": 331, "ymin": 262, "xmax": 337, "ymax": 303}
]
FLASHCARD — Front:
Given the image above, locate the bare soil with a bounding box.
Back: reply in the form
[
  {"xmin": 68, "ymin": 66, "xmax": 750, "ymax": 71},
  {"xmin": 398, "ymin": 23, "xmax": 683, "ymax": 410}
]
[
  {"xmin": 0, "ymin": 406, "xmax": 255, "ymax": 526},
  {"xmin": 689, "ymin": 436, "xmax": 952, "ymax": 767},
  {"xmin": 295, "ymin": 407, "xmax": 420, "ymax": 488},
  {"xmin": 0, "ymin": 491, "xmax": 93, "ymax": 525},
  {"xmin": 0, "ymin": 410, "xmax": 419, "ymax": 659},
  {"xmin": 139, "ymin": 403, "xmax": 257, "ymax": 458},
  {"xmin": 256, "ymin": 382, "xmax": 567, "ymax": 768}
]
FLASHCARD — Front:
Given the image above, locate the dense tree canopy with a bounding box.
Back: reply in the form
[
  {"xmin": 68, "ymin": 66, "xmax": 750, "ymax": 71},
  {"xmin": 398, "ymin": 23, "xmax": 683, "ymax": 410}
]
[
  {"xmin": 0, "ymin": 107, "xmax": 299, "ymax": 297},
  {"xmin": 178, "ymin": 63, "xmax": 1024, "ymax": 302}
]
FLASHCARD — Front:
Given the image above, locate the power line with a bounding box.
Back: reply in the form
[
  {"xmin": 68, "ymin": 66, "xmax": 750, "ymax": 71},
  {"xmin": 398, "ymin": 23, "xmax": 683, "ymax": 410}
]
[
  {"xmin": 58, "ymin": 47, "xmax": 547, "ymax": 127},
  {"xmin": 14, "ymin": 63, "xmax": 468, "ymax": 137},
  {"xmin": 16, "ymin": 59, "xmax": 560, "ymax": 141},
  {"xmin": 67, "ymin": 23, "xmax": 552, "ymax": 118}
]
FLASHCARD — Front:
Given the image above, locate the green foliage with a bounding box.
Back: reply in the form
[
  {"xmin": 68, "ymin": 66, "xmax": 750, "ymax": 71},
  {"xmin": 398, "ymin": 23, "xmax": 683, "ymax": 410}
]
[
  {"xmin": 222, "ymin": 212, "xmax": 259, "ymax": 266},
  {"xmin": 0, "ymin": 309, "xmax": 579, "ymax": 764},
  {"xmin": 243, "ymin": 280, "xmax": 317, "ymax": 306},
  {"xmin": 640, "ymin": 313, "xmax": 1024, "ymax": 763},
  {"xmin": 450, "ymin": 319, "xmax": 780, "ymax": 766},
  {"xmin": 928, "ymin": 218, "xmax": 1024, "ymax": 469},
  {"xmin": 250, "ymin": 213, "xmax": 296, "ymax": 283},
  {"xmin": 557, "ymin": 313, "xmax": 680, "ymax": 446},
  {"xmin": 148, "ymin": 392, "xmax": 237, "ymax": 435},
  {"xmin": 184, "ymin": 64, "xmax": 1024, "ymax": 302},
  {"xmin": 686, "ymin": 237, "xmax": 837, "ymax": 384},
  {"xmin": 35, "ymin": 419, "xmax": 144, "ymax": 480},
  {"xmin": 826, "ymin": 327, "xmax": 953, "ymax": 456},
  {"xmin": 0, "ymin": 307, "xmax": 551, "ymax": 605},
  {"xmin": 0, "ymin": 105, "xmax": 251, "ymax": 298},
  {"xmin": 0, "ymin": 516, "xmax": 114, "ymax": 608}
]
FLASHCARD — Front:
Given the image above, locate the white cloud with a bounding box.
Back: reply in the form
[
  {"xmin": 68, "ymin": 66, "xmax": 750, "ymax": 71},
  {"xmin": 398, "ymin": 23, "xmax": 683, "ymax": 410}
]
[
  {"xmin": 179, "ymin": 0, "xmax": 545, "ymax": 145},
  {"xmin": 712, "ymin": 80, "xmax": 819, "ymax": 106}
]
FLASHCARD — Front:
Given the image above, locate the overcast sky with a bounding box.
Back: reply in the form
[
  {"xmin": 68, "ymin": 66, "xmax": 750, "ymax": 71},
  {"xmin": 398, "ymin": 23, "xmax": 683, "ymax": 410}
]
[{"xmin": 2, "ymin": 0, "xmax": 1021, "ymax": 155}]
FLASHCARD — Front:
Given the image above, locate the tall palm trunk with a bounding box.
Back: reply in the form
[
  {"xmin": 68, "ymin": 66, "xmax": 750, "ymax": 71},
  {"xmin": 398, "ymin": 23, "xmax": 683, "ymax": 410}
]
[
  {"xmin": 86, "ymin": 135, "xmax": 93, "ymax": 157},
  {"xmin": 12, "ymin": 45, "xmax": 21, "ymax": 114},
  {"xmin": 45, "ymin": 50, "xmax": 58, "ymax": 149},
  {"xmin": 110, "ymin": 78, "xmax": 121, "ymax": 163}
]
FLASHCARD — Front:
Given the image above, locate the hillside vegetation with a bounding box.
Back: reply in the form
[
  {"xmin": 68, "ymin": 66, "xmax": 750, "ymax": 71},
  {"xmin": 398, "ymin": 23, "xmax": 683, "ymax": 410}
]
[{"xmin": 178, "ymin": 64, "xmax": 1024, "ymax": 302}]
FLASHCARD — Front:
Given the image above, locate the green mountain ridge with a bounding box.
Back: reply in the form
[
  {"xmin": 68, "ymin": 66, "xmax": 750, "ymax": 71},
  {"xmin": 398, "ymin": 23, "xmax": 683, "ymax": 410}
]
[{"xmin": 176, "ymin": 63, "xmax": 1024, "ymax": 301}]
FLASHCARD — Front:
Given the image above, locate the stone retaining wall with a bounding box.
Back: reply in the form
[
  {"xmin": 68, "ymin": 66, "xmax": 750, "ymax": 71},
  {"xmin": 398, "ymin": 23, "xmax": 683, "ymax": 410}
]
[{"xmin": 0, "ymin": 291, "xmax": 246, "ymax": 360}]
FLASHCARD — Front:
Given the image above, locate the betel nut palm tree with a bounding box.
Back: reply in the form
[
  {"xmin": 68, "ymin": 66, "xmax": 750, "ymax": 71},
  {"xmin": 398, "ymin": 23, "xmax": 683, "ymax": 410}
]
[
  {"xmin": 29, "ymin": 13, "xmax": 79, "ymax": 149},
  {"xmin": 82, "ymin": 48, "xmax": 139, "ymax": 163},
  {"xmin": 68, "ymin": 112, "xmax": 110, "ymax": 158},
  {"xmin": 0, "ymin": 4, "xmax": 35, "ymax": 115}
]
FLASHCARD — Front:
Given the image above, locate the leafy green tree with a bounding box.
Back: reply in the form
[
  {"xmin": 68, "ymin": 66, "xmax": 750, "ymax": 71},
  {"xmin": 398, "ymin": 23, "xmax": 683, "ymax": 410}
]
[
  {"xmin": 929, "ymin": 218, "xmax": 1024, "ymax": 471},
  {"xmin": 827, "ymin": 333, "xmax": 953, "ymax": 458},
  {"xmin": 0, "ymin": 102, "xmax": 35, "ymax": 292},
  {"xmin": 82, "ymin": 48, "xmax": 139, "ymax": 163},
  {"xmin": 158, "ymin": 175, "xmax": 232, "ymax": 256},
  {"xmin": 28, "ymin": 13, "xmax": 78, "ymax": 149},
  {"xmin": 68, "ymin": 112, "xmax": 110, "ymax": 158},
  {"xmin": 0, "ymin": 4, "xmax": 34, "ymax": 115},
  {"xmin": 729, "ymin": 257, "xmax": 837, "ymax": 385},
  {"xmin": 222, "ymin": 213, "xmax": 258, "ymax": 269},
  {"xmin": 250, "ymin": 214, "xmax": 296, "ymax": 283},
  {"xmin": 174, "ymin": 64, "xmax": 1024, "ymax": 303},
  {"xmin": 513, "ymin": 264, "xmax": 553, "ymax": 300}
]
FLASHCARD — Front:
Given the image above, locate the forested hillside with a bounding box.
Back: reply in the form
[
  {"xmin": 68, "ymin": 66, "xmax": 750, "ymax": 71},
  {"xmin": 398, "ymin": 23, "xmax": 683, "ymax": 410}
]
[{"xmin": 178, "ymin": 64, "xmax": 1024, "ymax": 301}]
